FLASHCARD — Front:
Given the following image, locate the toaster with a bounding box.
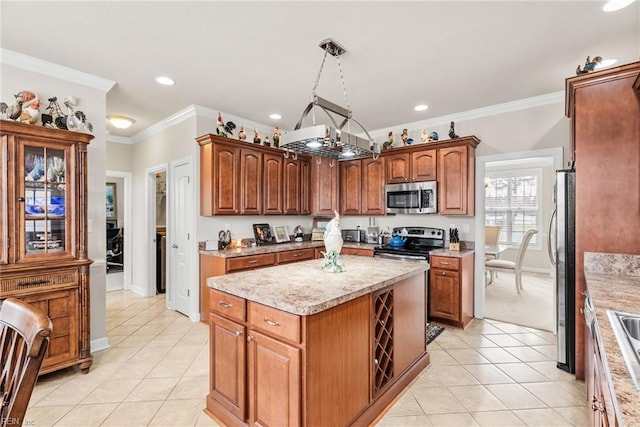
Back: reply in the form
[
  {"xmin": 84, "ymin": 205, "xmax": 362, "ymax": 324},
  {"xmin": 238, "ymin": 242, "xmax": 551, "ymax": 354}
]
[{"xmin": 342, "ymin": 229, "xmax": 364, "ymax": 243}]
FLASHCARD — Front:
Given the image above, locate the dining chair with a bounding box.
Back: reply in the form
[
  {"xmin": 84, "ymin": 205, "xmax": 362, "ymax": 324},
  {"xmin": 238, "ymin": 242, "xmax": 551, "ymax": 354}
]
[
  {"xmin": 484, "ymin": 226, "xmax": 502, "ymax": 255},
  {"xmin": 485, "ymin": 229, "xmax": 538, "ymax": 294},
  {"xmin": 0, "ymin": 298, "xmax": 52, "ymax": 427}
]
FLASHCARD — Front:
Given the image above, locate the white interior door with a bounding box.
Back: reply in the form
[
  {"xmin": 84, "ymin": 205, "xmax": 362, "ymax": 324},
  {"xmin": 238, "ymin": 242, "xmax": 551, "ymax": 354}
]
[{"xmin": 171, "ymin": 160, "xmax": 193, "ymax": 316}]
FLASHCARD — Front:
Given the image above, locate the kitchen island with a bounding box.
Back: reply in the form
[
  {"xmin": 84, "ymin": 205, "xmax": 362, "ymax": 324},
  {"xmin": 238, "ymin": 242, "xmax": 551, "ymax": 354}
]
[{"xmin": 205, "ymin": 255, "xmax": 430, "ymax": 426}]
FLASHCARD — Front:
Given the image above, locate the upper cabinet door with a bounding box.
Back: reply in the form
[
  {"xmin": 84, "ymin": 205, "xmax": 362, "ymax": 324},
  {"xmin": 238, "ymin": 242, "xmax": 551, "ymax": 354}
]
[
  {"xmin": 17, "ymin": 139, "xmax": 74, "ymax": 262},
  {"xmin": 411, "ymin": 150, "xmax": 436, "ymax": 182},
  {"xmin": 361, "ymin": 158, "xmax": 386, "ymax": 215},
  {"xmin": 283, "ymin": 158, "xmax": 301, "ymax": 215},
  {"xmin": 240, "ymin": 149, "xmax": 262, "ymax": 215},
  {"xmin": 385, "ymin": 153, "xmax": 410, "ymax": 184},
  {"xmin": 438, "ymin": 145, "xmax": 473, "ymax": 215},
  {"xmin": 339, "ymin": 161, "xmax": 362, "ymax": 215},
  {"xmin": 213, "ymin": 143, "xmax": 240, "ymax": 215},
  {"xmin": 263, "ymin": 153, "xmax": 283, "ymax": 214},
  {"xmin": 310, "ymin": 158, "xmax": 339, "ymax": 216}
]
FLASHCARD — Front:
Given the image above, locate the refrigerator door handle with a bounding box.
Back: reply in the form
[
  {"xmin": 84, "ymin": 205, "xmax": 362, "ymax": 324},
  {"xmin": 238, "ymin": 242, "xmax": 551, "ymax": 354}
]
[{"xmin": 548, "ymin": 209, "xmax": 557, "ymax": 267}]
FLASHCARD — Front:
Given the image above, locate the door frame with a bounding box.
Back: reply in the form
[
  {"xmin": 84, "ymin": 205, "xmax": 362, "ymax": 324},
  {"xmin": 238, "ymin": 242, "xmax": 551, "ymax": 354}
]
[
  {"xmin": 146, "ymin": 164, "xmax": 169, "ymax": 300},
  {"xmin": 169, "ymin": 157, "xmax": 198, "ymax": 320},
  {"xmin": 106, "ymin": 170, "xmax": 133, "ymax": 290},
  {"xmin": 474, "ymin": 147, "xmax": 563, "ymax": 319}
]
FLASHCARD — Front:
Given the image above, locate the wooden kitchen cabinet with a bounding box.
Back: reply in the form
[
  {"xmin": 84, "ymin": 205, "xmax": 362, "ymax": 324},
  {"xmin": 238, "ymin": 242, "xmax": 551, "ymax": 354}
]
[
  {"xmin": 429, "ymin": 253, "xmax": 474, "ymax": 328},
  {"xmin": 437, "ymin": 144, "xmax": 475, "ymax": 216},
  {"xmin": 339, "ymin": 157, "xmax": 385, "ymax": 215},
  {"xmin": 263, "ymin": 152, "xmax": 283, "ymax": 214},
  {"xmin": 385, "ymin": 150, "xmax": 436, "ymax": 183},
  {"xmin": 197, "ymin": 134, "xmax": 310, "ymax": 216},
  {"xmin": 206, "ymin": 271, "xmax": 428, "ymax": 427},
  {"xmin": 565, "ymin": 62, "xmax": 640, "ymax": 380},
  {"xmin": 310, "ymin": 157, "xmax": 339, "ymax": 216},
  {"xmin": 0, "ymin": 121, "xmax": 93, "ymax": 375},
  {"xmin": 239, "ymin": 148, "xmax": 262, "ymax": 215}
]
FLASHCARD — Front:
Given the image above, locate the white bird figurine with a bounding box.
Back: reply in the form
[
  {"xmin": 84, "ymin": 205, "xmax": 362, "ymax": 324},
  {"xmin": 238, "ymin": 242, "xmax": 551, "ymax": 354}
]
[
  {"xmin": 323, "ymin": 210, "xmax": 343, "ymax": 255},
  {"xmin": 421, "ymin": 128, "xmax": 428, "ymax": 143}
]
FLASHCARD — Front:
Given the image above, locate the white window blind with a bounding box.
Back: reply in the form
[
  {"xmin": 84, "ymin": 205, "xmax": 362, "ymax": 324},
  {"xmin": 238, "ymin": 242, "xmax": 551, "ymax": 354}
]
[{"xmin": 485, "ymin": 167, "xmax": 541, "ymax": 247}]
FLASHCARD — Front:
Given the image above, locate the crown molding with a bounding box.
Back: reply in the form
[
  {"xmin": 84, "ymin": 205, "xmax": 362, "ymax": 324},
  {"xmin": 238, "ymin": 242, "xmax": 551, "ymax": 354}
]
[
  {"xmin": 130, "ymin": 105, "xmax": 198, "ymax": 144},
  {"xmin": 368, "ymin": 91, "xmax": 565, "ymax": 140},
  {"xmin": 0, "ymin": 49, "xmax": 115, "ymax": 92},
  {"xmin": 105, "ymin": 134, "xmax": 134, "ymax": 145}
]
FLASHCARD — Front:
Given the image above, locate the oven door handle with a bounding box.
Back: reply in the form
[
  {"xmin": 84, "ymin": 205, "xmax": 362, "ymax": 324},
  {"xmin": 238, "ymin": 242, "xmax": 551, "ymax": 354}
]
[{"xmin": 374, "ymin": 252, "xmax": 428, "ymax": 261}]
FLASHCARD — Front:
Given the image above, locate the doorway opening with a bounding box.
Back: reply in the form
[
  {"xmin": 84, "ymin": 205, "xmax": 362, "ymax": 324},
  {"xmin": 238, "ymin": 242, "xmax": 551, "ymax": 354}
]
[
  {"xmin": 475, "ymin": 148, "xmax": 563, "ymax": 332},
  {"xmin": 105, "ymin": 170, "xmax": 132, "ymax": 292}
]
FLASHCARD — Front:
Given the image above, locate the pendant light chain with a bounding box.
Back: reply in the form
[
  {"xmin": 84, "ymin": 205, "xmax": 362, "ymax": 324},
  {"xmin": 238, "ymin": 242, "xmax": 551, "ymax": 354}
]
[
  {"xmin": 336, "ymin": 54, "xmax": 352, "ymax": 133},
  {"xmin": 311, "ymin": 50, "xmax": 329, "ymax": 126}
]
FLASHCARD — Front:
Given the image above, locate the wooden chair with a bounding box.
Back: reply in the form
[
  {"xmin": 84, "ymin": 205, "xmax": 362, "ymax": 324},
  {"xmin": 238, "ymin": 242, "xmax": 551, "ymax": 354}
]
[
  {"xmin": 0, "ymin": 298, "xmax": 52, "ymax": 427},
  {"xmin": 485, "ymin": 229, "xmax": 538, "ymax": 294}
]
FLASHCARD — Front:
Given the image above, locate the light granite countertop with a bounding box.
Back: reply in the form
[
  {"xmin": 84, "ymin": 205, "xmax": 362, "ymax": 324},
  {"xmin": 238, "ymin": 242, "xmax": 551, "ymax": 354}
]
[
  {"xmin": 429, "ymin": 248, "xmax": 475, "ymax": 258},
  {"xmin": 207, "ymin": 255, "xmax": 428, "ymax": 316},
  {"xmin": 584, "ymin": 252, "xmax": 640, "ymax": 426},
  {"xmin": 200, "ymin": 240, "xmax": 379, "ymax": 258}
]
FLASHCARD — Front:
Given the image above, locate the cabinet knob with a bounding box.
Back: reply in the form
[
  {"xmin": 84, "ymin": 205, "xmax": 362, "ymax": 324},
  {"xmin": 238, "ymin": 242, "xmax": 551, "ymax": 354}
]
[
  {"xmin": 234, "ymin": 330, "xmax": 242, "ymax": 337},
  {"xmin": 218, "ymin": 301, "xmax": 232, "ymax": 309},
  {"xmin": 247, "ymin": 335, "xmax": 254, "ymax": 342},
  {"xmin": 579, "ymin": 308, "xmax": 585, "ymax": 315},
  {"xmin": 17, "ymin": 197, "xmax": 25, "ymax": 202}
]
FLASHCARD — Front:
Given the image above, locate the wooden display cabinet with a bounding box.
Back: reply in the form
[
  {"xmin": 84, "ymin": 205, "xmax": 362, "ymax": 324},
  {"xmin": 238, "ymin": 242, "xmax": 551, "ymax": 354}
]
[
  {"xmin": 385, "ymin": 150, "xmax": 436, "ymax": 184},
  {"xmin": 0, "ymin": 120, "xmax": 93, "ymax": 375}
]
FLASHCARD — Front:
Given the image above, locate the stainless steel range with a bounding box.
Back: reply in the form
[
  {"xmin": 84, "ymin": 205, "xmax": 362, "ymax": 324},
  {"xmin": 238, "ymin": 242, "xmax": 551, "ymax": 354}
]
[{"xmin": 373, "ymin": 227, "xmax": 445, "ymax": 261}]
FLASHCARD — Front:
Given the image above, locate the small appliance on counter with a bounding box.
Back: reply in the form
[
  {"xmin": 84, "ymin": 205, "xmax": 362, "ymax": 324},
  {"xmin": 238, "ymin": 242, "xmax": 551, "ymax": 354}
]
[
  {"xmin": 342, "ymin": 229, "xmax": 364, "ymax": 243},
  {"xmin": 366, "ymin": 217, "xmax": 379, "ymax": 244},
  {"xmin": 252, "ymin": 223, "xmax": 274, "ymax": 245}
]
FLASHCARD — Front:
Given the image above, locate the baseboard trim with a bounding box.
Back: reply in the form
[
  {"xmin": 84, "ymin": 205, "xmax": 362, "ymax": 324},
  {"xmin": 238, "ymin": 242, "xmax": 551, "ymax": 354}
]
[{"xmin": 91, "ymin": 337, "xmax": 110, "ymax": 353}]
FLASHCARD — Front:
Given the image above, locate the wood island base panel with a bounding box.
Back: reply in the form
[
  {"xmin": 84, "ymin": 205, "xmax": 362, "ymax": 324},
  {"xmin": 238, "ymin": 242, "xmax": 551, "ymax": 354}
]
[{"xmin": 205, "ymin": 255, "xmax": 431, "ymax": 426}]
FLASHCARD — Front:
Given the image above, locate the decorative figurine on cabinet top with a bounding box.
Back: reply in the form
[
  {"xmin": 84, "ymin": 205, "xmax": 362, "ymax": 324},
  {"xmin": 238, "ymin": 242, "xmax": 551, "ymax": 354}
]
[
  {"xmin": 576, "ymin": 56, "xmax": 602, "ymax": 75},
  {"xmin": 448, "ymin": 121, "xmax": 459, "ymax": 139},
  {"xmin": 273, "ymin": 126, "xmax": 280, "ymax": 148},
  {"xmin": 421, "ymin": 128, "xmax": 428, "ymax": 143},
  {"xmin": 264, "ymin": 135, "xmax": 271, "ymax": 147},
  {"xmin": 429, "ymin": 131, "xmax": 439, "ymax": 142},
  {"xmin": 253, "ymin": 128, "xmax": 261, "ymax": 144},
  {"xmin": 238, "ymin": 125, "xmax": 247, "ymax": 141},
  {"xmin": 321, "ymin": 210, "xmax": 346, "ymax": 272},
  {"xmin": 383, "ymin": 131, "xmax": 394, "ymax": 150},
  {"xmin": 401, "ymin": 129, "xmax": 414, "ymax": 145},
  {"xmin": 216, "ymin": 112, "xmax": 236, "ymax": 137}
]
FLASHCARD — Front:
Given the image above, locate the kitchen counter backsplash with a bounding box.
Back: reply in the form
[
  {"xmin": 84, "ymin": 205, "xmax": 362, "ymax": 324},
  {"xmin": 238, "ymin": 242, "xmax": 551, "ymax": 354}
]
[{"xmin": 584, "ymin": 252, "xmax": 640, "ymax": 275}]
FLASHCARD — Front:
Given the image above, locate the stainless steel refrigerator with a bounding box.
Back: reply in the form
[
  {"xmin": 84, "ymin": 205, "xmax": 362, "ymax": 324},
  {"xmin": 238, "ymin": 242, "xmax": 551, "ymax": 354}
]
[{"xmin": 548, "ymin": 169, "xmax": 575, "ymax": 373}]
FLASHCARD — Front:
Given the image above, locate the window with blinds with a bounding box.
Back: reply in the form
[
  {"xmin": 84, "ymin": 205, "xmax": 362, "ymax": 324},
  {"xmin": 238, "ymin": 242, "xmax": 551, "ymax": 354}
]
[{"xmin": 485, "ymin": 167, "xmax": 541, "ymax": 247}]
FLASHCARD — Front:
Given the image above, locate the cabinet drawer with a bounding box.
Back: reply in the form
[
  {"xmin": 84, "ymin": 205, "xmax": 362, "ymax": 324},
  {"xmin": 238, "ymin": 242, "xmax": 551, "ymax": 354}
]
[
  {"xmin": 430, "ymin": 256, "xmax": 460, "ymax": 271},
  {"xmin": 210, "ymin": 289, "xmax": 246, "ymax": 322},
  {"xmin": 248, "ymin": 302, "xmax": 301, "ymax": 344},
  {"xmin": 0, "ymin": 269, "xmax": 78, "ymax": 295},
  {"xmin": 227, "ymin": 254, "xmax": 276, "ymax": 272},
  {"xmin": 277, "ymin": 248, "xmax": 315, "ymax": 264},
  {"xmin": 342, "ymin": 247, "xmax": 374, "ymax": 257}
]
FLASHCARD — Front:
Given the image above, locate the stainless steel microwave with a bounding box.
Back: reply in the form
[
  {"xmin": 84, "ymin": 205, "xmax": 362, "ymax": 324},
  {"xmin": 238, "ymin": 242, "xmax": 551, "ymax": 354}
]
[{"xmin": 385, "ymin": 182, "xmax": 437, "ymax": 214}]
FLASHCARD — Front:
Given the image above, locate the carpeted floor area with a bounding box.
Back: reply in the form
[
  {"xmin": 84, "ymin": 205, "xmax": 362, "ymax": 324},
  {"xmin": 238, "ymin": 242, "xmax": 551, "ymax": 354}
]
[{"xmin": 484, "ymin": 271, "xmax": 555, "ymax": 333}]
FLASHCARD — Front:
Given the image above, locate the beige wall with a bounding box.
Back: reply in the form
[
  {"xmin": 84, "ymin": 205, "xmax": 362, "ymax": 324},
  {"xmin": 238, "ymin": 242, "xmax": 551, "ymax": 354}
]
[{"xmin": 106, "ymin": 141, "xmax": 133, "ymax": 171}]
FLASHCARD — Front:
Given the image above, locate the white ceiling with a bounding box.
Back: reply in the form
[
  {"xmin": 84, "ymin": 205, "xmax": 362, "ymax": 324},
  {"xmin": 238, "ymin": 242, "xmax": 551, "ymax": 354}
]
[{"xmin": 1, "ymin": 1, "xmax": 639, "ymax": 140}]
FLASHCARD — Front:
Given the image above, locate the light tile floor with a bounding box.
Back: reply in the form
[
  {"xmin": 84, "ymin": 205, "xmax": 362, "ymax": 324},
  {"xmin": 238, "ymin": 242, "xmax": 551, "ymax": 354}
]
[{"xmin": 25, "ymin": 290, "xmax": 587, "ymax": 426}]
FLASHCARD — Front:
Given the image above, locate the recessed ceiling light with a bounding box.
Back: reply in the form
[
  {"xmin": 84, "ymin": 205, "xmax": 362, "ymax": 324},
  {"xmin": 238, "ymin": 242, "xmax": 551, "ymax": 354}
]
[
  {"xmin": 414, "ymin": 104, "xmax": 428, "ymax": 112},
  {"xmin": 155, "ymin": 76, "xmax": 175, "ymax": 86},
  {"xmin": 595, "ymin": 58, "xmax": 618, "ymax": 68},
  {"xmin": 107, "ymin": 115, "xmax": 135, "ymax": 129},
  {"xmin": 603, "ymin": 0, "xmax": 636, "ymax": 11},
  {"xmin": 270, "ymin": 113, "xmax": 282, "ymax": 120}
]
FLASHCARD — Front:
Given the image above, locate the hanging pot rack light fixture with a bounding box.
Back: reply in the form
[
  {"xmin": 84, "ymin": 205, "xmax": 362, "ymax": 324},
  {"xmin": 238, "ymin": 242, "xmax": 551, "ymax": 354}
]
[{"xmin": 280, "ymin": 38, "xmax": 380, "ymax": 162}]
